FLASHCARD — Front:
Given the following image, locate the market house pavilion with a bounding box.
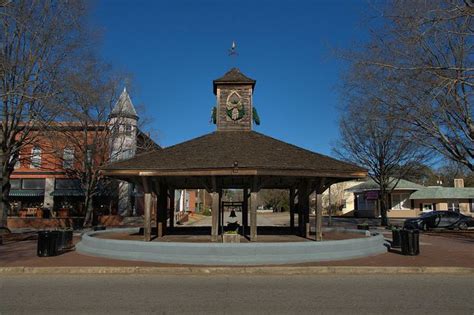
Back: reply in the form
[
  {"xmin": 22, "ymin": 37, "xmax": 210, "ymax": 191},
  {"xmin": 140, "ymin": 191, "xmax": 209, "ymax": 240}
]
[{"xmin": 102, "ymin": 68, "xmax": 368, "ymax": 241}]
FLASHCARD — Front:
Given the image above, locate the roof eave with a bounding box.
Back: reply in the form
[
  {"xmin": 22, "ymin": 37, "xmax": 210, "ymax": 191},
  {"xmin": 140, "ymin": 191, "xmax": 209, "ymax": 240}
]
[
  {"xmin": 101, "ymin": 168, "xmax": 367, "ymax": 179},
  {"xmin": 212, "ymin": 81, "xmax": 256, "ymax": 95}
]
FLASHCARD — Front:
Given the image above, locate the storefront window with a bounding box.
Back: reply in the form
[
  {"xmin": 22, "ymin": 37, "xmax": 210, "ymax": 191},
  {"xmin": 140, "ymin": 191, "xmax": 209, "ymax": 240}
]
[
  {"xmin": 22, "ymin": 179, "xmax": 45, "ymax": 190},
  {"xmin": 55, "ymin": 179, "xmax": 81, "ymax": 190},
  {"xmin": 10, "ymin": 179, "xmax": 21, "ymax": 189}
]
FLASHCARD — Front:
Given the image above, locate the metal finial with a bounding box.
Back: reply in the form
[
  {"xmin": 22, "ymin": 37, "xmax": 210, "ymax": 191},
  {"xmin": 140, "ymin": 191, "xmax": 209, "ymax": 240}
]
[{"xmin": 228, "ymin": 40, "xmax": 238, "ymax": 56}]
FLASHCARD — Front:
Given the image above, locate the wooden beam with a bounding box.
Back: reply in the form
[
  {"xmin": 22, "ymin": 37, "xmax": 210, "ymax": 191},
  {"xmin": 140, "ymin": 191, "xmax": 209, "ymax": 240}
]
[
  {"xmin": 141, "ymin": 177, "xmax": 151, "ymax": 193},
  {"xmin": 242, "ymin": 188, "xmax": 249, "ymax": 237},
  {"xmin": 143, "ymin": 192, "xmax": 152, "ymax": 242},
  {"xmin": 211, "ymin": 192, "xmax": 219, "ymax": 242},
  {"xmin": 289, "ymin": 187, "xmax": 295, "ymax": 232},
  {"xmin": 315, "ymin": 178, "xmax": 326, "ymax": 241},
  {"xmin": 250, "ymin": 177, "xmax": 259, "ymax": 242},
  {"xmin": 250, "ymin": 191, "xmax": 258, "ymax": 242},
  {"xmin": 169, "ymin": 188, "xmax": 175, "ymax": 231},
  {"xmin": 157, "ymin": 184, "xmax": 167, "ymax": 238},
  {"xmin": 103, "ymin": 168, "xmax": 367, "ymax": 179},
  {"xmin": 297, "ymin": 180, "xmax": 310, "ymax": 238},
  {"xmin": 316, "ymin": 192, "xmax": 323, "ymax": 241}
]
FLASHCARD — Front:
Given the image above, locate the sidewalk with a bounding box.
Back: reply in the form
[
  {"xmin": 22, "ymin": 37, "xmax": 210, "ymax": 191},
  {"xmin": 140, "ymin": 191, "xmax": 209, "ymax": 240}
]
[{"xmin": 0, "ymin": 230, "xmax": 473, "ymax": 269}]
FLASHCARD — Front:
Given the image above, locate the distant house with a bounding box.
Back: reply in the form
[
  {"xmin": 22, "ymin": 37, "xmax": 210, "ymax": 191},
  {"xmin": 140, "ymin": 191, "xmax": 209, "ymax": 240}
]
[
  {"xmin": 348, "ymin": 178, "xmax": 474, "ymax": 218},
  {"xmin": 317, "ymin": 180, "xmax": 362, "ymax": 216}
]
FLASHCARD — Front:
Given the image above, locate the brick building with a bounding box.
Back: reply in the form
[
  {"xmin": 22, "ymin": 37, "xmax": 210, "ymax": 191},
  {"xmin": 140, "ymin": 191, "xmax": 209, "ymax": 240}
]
[{"xmin": 8, "ymin": 88, "xmax": 159, "ymax": 219}]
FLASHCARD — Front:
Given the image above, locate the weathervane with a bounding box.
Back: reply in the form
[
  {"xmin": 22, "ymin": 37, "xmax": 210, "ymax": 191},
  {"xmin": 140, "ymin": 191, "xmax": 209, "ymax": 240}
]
[{"xmin": 228, "ymin": 40, "xmax": 238, "ymax": 57}]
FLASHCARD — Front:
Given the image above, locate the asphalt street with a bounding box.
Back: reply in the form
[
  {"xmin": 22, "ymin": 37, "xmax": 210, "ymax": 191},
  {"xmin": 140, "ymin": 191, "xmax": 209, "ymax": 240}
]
[{"xmin": 0, "ymin": 274, "xmax": 473, "ymax": 314}]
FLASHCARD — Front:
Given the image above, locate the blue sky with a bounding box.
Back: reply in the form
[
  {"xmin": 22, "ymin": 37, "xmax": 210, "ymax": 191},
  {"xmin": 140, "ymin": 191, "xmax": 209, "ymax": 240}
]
[{"xmin": 91, "ymin": 0, "xmax": 368, "ymax": 156}]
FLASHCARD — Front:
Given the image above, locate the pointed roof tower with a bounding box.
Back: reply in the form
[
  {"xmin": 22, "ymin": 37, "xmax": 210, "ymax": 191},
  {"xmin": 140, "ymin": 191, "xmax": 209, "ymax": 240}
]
[
  {"xmin": 213, "ymin": 68, "xmax": 256, "ymax": 95},
  {"xmin": 110, "ymin": 87, "xmax": 139, "ymax": 120}
]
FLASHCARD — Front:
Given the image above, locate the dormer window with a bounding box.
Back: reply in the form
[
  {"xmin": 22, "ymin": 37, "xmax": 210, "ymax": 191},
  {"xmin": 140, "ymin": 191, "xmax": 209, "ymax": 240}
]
[{"xmin": 124, "ymin": 124, "xmax": 133, "ymax": 135}]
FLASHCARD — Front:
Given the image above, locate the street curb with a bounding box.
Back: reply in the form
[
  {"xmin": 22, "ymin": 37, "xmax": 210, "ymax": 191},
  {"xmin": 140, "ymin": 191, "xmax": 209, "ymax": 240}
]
[{"xmin": 0, "ymin": 266, "xmax": 473, "ymax": 275}]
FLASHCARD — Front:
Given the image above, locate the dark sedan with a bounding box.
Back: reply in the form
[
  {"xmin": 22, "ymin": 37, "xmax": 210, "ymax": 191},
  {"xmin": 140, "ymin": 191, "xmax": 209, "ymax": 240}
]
[{"xmin": 404, "ymin": 211, "xmax": 474, "ymax": 231}]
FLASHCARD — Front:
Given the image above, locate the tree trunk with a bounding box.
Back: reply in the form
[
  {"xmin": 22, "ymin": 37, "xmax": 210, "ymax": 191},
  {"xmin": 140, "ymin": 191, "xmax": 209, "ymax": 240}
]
[
  {"xmin": 0, "ymin": 153, "xmax": 12, "ymax": 228},
  {"xmin": 83, "ymin": 194, "xmax": 94, "ymax": 227},
  {"xmin": 379, "ymin": 192, "xmax": 389, "ymax": 227}
]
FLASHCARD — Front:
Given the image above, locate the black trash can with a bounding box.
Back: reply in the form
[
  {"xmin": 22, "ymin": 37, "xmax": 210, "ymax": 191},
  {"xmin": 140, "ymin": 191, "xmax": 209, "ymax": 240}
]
[
  {"xmin": 42, "ymin": 209, "xmax": 51, "ymax": 219},
  {"xmin": 392, "ymin": 229, "xmax": 402, "ymax": 248},
  {"xmin": 400, "ymin": 229, "xmax": 420, "ymax": 256},
  {"xmin": 57, "ymin": 229, "xmax": 73, "ymax": 251},
  {"xmin": 37, "ymin": 231, "xmax": 59, "ymax": 257}
]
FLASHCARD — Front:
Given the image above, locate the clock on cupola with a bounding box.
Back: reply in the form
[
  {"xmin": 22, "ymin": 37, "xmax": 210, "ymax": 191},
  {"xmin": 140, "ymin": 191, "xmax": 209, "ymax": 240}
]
[{"xmin": 212, "ymin": 68, "xmax": 260, "ymax": 131}]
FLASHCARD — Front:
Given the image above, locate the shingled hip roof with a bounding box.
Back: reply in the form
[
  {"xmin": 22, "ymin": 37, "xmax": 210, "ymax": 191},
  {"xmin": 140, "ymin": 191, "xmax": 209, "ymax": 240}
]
[
  {"xmin": 410, "ymin": 187, "xmax": 474, "ymax": 200},
  {"xmin": 348, "ymin": 178, "xmax": 425, "ymax": 193},
  {"xmin": 102, "ymin": 131, "xmax": 366, "ymax": 177},
  {"xmin": 213, "ymin": 68, "xmax": 256, "ymax": 94}
]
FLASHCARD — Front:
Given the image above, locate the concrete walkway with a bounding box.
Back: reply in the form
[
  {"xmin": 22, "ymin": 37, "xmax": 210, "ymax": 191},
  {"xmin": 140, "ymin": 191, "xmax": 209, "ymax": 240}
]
[{"xmin": 1, "ymin": 230, "xmax": 473, "ymax": 268}]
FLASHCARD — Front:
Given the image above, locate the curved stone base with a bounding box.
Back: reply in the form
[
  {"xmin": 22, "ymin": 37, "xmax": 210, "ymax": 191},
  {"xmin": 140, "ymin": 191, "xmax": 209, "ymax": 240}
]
[{"xmin": 76, "ymin": 228, "xmax": 387, "ymax": 265}]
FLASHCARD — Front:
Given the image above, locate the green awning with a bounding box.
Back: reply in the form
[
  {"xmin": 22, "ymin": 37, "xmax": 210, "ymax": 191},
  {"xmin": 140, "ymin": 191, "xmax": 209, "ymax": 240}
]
[
  {"xmin": 9, "ymin": 189, "xmax": 44, "ymax": 197},
  {"xmin": 51, "ymin": 189, "xmax": 84, "ymax": 197}
]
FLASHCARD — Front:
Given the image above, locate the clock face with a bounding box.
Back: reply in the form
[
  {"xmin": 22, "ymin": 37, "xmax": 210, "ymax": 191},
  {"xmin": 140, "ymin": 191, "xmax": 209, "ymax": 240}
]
[{"xmin": 226, "ymin": 91, "xmax": 245, "ymax": 121}]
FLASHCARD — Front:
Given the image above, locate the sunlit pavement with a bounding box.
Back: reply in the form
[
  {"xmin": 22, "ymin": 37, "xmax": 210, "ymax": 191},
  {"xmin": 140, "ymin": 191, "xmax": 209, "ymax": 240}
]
[{"xmin": 1, "ymin": 274, "xmax": 473, "ymax": 314}]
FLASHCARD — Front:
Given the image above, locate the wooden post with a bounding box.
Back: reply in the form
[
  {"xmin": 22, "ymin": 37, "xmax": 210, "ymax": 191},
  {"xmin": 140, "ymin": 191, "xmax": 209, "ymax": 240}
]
[
  {"xmin": 316, "ymin": 192, "xmax": 323, "ymax": 241},
  {"xmin": 242, "ymin": 188, "xmax": 249, "ymax": 236},
  {"xmin": 305, "ymin": 195, "xmax": 310, "ymax": 239},
  {"xmin": 144, "ymin": 192, "xmax": 152, "ymax": 242},
  {"xmin": 157, "ymin": 185, "xmax": 167, "ymax": 238},
  {"xmin": 250, "ymin": 191, "xmax": 258, "ymax": 242},
  {"xmin": 298, "ymin": 181, "xmax": 310, "ymax": 238},
  {"xmin": 169, "ymin": 189, "xmax": 175, "ymax": 231},
  {"xmin": 211, "ymin": 192, "xmax": 219, "ymax": 242},
  {"xmin": 289, "ymin": 188, "xmax": 295, "ymax": 232}
]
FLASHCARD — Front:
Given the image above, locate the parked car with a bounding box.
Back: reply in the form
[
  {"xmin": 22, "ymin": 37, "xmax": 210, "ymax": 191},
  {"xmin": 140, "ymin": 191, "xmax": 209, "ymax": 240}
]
[{"xmin": 403, "ymin": 211, "xmax": 474, "ymax": 231}]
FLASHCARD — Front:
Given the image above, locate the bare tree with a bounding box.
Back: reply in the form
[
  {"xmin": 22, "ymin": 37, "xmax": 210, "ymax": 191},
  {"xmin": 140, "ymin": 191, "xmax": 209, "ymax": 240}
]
[
  {"xmin": 46, "ymin": 58, "xmax": 158, "ymax": 226},
  {"xmin": 343, "ymin": 0, "xmax": 474, "ymax": 171},
  {"xmin": 334, "ymin": 101, "xmax": 429, "ymax": 226},
  {"xmin": 0, "ymin": 0, "xmax": 88, "ymax": 227},
  {"xmin": 259, "ymin": 189, "xmax": 289, "ymax": 212}
]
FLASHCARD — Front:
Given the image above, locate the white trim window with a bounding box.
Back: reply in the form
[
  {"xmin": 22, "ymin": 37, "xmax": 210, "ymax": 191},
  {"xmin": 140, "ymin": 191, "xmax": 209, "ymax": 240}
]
[
  {"xmin": 86, "ymin": 149, "xmax": 93, "ymax": 164},
  {"xmin": 63, "ymin": 148, "xmax": 75, "ymax": 169},
  {"xmin": 422, "ymin": 203, "xmax": 434, "ymax": 212},
  {"xmin": 357, "ymin": 194, "xmax": 377, "ymax": 211},
  {"xmin": 391, "ymin": 193, "xmax": 411, "ymax": 210},
  {"xmin": 30, "ymin": 146, "xmax": 42, "ymax": 168},
  {"xmin": 448, "ymin": 200, "xmax": 460, "ymax": 213}
]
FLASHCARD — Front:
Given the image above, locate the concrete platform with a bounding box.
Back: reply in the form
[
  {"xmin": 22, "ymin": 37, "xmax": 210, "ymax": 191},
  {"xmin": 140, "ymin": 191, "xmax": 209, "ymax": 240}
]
[{"xmin": 75, "ymin": 227, "xmax": 387, "ymax": 265}]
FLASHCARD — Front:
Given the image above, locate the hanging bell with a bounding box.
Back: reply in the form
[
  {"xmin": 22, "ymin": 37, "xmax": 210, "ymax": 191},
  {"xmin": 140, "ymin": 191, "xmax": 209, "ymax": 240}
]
[{"xmin": 229, "ymin": 210, "xmax": 237, "ymax": 218}]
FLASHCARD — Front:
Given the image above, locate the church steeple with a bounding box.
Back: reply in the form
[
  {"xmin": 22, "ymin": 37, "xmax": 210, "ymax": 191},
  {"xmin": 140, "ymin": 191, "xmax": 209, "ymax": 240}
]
[
  {"xmin": 110, "ymin": 87, "xmax": 138, "ymax": 120},
  {"xmin": 213, "ymin": 68, "xmax": 256, "ymax": 131}
]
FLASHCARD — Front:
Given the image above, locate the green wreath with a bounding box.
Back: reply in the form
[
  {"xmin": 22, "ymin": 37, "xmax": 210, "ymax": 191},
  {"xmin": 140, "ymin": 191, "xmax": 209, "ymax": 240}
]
[{"xmin": 226, "ymin": 106, "xmax": 245, "ymax": 121}]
